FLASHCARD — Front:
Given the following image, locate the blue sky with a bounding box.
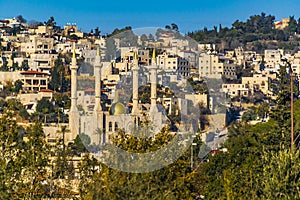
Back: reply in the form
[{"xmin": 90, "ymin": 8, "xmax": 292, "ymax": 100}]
[{"xmin": 1, "ymin": 0, "xmax": 299, "ymax": 34}]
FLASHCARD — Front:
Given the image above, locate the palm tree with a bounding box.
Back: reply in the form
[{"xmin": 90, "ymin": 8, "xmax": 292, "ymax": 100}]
[{"xmin": 55, "ymin": 125, "xmax": 70, "ymax": 178}]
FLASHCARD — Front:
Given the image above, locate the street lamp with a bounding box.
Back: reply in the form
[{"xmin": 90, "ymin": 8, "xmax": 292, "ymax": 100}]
[{"xmin": 190, "ymin": 134, "xmax": 197, "ymax": 169}]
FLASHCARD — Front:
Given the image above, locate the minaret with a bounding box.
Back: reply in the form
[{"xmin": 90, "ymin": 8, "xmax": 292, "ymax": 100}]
[
  {"xmin": 69, "ymin": 42, "xmax": 80, "ymax": 141},
  {"xmin": 94, "ymin": 46, "xmax": 102, "ymax": 112},
  {"xmin": 149, "ymin": 49, "xmax": 162, "ymax": 134},
  {"xmin": 132, "ymin": 51, "xmax": 139, "ymax": 115},
  {"xmin": 93, "ymin": 46, "xmax": 104, "ymax": 144},
  {"xmin": 150, "ymin": 49, "xmax": 157, "ymax": 109}
]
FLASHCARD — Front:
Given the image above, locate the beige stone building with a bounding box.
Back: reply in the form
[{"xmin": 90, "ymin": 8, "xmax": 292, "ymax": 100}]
[
  {"xmin": 274, "ymin": 18, "xmax": 290, "ymax": 30},
  {"xmin": 28, "ymin": 53, "xmax": 58, "ymax": 73},
  {"xmin": 198, "ymin": 43, "xmax": 216, "ymax": 52},
  {"xmin": 291, "ymin": 51, "xmax": 300, "ymax": 75},
  {"xmin": 63, "ymin": 24, "xmax": 84, "ymax": 38},
  {"xmin": 222, "ymin": 83, "xmax": 249, "ymax": 97},
  {"xmin": 242, "ymin": 74, "xmax": 270, "ymax": 95},
  {"xmin": 94, "ymin": 38, "xmax": 106, "ymax": 49},
  {"xmin": 222, "ymin": 73, "xmax": 271, "ymax": 97},
  {"xmin": 185, "ymin": 93, "xmax": 209, "ymax": 108},
  {"xmin": 157, "ymin": 53, "xmax": 190, "ymax": 76},
  {"xmin": 29, "ymin": 26, "xmax": 53, "ymax": 35},
  {"xmin": 0, "ymin": 71, "xmax": 22, "ymax": 84},
  {"xmin": 264, "ymin": 49, "xmax": 284, "ymax": 69},
  {"xmin": 55, "ymin": 43, "xmax": 73, "ymax": 54},
  {"xmin": 221, "ymin": 58, "xmax": 237, "ymax": 79},
  {"xmin": 178, "ymin": 50, "xmax": 198, "ymax": 68},
  {"xmin": 138, "ymin": 49, "xmax": 150, "ymax": 65},
  {"xmin": 21, "ymin": 35, "xmax": 54, "ymax": 56},
  {"xmin": 20, "ymin": 70, "xmax": 49, "ymax": 91},
  {"xmin": 17, "ymin": 89, "xmax": 54, "ymax": 114},
  {"xmin": 198, "ymin": 53, "xmax": 223, "ymax": 78}
]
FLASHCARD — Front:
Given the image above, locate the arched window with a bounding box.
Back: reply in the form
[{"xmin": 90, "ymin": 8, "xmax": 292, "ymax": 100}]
[
  {"xmin": 109, "ymin": 122, "xmax": 112, "ymax": 131},
  {"xmin": 115, "ymin": 122, "xmax": 118, "ymax": 131},
  {"xmin": 138, "ymin": 117, "xmax": 141, "ymax": 127}
]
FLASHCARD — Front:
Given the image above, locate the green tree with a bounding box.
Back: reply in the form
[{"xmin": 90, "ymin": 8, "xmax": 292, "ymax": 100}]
[
  {"xmin": 171, "ymin": 23, "xmax": 179, "ymax": 31},
  {"xmin": 16, "ymin": 15, "xmax": 27, "ymax": 23},
  {"xmin": 52, "ymin": 126, "xmax": 75, "ymax": 179},
  {"xmin": 148, "ymin": 33, "xmax": 154, "ymax": 41},
  {"xmin": 270, "ymin": 64, "xmax": 292, "ymax": 134},
  {"xmin": 261, "ymin": 149, "xmax": 300, "ymax": 199},
  {"xmin": 79, "ymin": 128, "xmax": 203, "ymax": 199},
  {"xmin": 140, "ymin": 34, "xmax": 147, "ymax": 46},
  {"xmin": 0, "ymin": 113, "xmax": 50, "ymax": 199},
  {"xmin": 95, "ymin": 27, "xmax": 100, "ymax": 38},
  {"xmin": 0, "ymin": 111, "xmax": 25, "ymax": 199},
  {"xmin": 13, "ymin": 79, "xmax": 23, "ymax": 93},
  {"xmin": 21, "ymin": 122, "xmax": 50, "ymax": 199},
  {"xmin": 105, "ymin": 37, "xmax": 117, "ymax": 61},
  {"xmin": 73, "ymin": 133, "xmax": 91, "ymax": 154},
  {"xmin": 21, "ymin": 60, "xmax": 29, "ymax": 71},
  {"xmin": 45, "ymin": 16, "xmax": 56, "ymax": 26},
  {"xmin": 286, "ymin": 16, "xmax": 298, "ymax": 34},
  {"xmin": 36, "ymin": 98, "xmax": 54, "ymax": 123},
  {"xmin": 49, "ymin": 56, "xmax": 69, "ymax": 92}
]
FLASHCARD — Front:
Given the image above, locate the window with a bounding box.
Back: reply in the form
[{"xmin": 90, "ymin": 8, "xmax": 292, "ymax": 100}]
[
  {"xmin": 33, "ymin": 80, "xmax": 38, "ymax": 85},
  {"xmin": 115, "ymin": 122, "xmax": 118, "ymax": 130},
  {"xmin": 109, "ymin": 122, "xmax": 112, "ymax": 131},
  {"xmin": 40, "ymin": 80, "xmax": 46, "ymax": 85}
]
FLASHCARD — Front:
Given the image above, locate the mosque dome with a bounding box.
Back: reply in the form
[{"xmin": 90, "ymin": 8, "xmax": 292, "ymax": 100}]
[{"xmin": 109, "ymin": 102, "xmax": 126, "ymax": 115}]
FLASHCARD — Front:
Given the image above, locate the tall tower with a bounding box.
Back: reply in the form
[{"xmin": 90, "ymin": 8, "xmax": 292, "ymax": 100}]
[
  {"xmin": 132, "ymin": 51, "xmax": 139, "ymax": 115},
  {"xmin": 93, "ymin": 45, "xmax": 104, "ymax": 144},
  {"xmin": 68, "ymin": 42, "xmax": 80, "ymax": 141},
  {"xmin": 149, "ymin": 49, "xmax": 163, "ymax": 134},
  {"xmin": 150, "ymin": 49, "xmax": 157, "ymax": 110},
  {"xmin": 94, "ymin": 46, "xmax": 102, "ymax": 112}
]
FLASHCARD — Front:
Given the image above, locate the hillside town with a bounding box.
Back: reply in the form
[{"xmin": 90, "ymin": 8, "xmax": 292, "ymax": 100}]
[
  {"xmin": 0, "ymin": 17, "xmax": 298, "ymax": 132},
  {"xmin": 0, "ymin": 15, "xmax": 300, "ymax": 199}
]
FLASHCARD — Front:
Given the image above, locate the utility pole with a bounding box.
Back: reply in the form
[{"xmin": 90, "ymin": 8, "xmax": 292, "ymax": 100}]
[
  {"xmin": 282, "ymin": 58, "xmax": 295, "ymax": 150},
  {"xmin": 290, "ymin": 65, "xmax": 294, "ymax": 150}
]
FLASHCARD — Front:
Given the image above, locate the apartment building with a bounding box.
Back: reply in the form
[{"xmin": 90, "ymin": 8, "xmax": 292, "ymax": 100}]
[
  {"xmin": 29, "ymin": 53, "xmax": 58, "ymax": 73},
  {"xmin": 20, "ymin": 70, "xmax": 49, "ymax": 91},
  {"xmin": 178, "ymin": 50, "xmax": 198, "ymax": 68},
  {"xmin": 198, "ymin": 53, "xmax": 223, "ymax": 78},
  {"xmin": 222, "ymin": 83, "xmax": 249, "ymax": 97},
  {"xmin": 264, "ymin": 49, "xmax": 284, "ymax": 69},
  {"xmin": 157, "ymin": 53, "xmax": 190, "ymax": 76},
  {"xmin": 222, "ymin": 73, "xmax": 271, "ymax": 98},
  {"xmin": 21, "ymin": 35, "xmax": 54, "ymax": 56},
  {"xmin": 63, "ymin": 24, "xmax": 84, "ymax": 38}
]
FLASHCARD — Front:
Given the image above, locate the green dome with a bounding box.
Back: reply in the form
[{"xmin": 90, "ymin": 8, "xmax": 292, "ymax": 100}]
[{"xmin": 109, "ymin": 102, "xmax": 126, "ymax": 115}]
